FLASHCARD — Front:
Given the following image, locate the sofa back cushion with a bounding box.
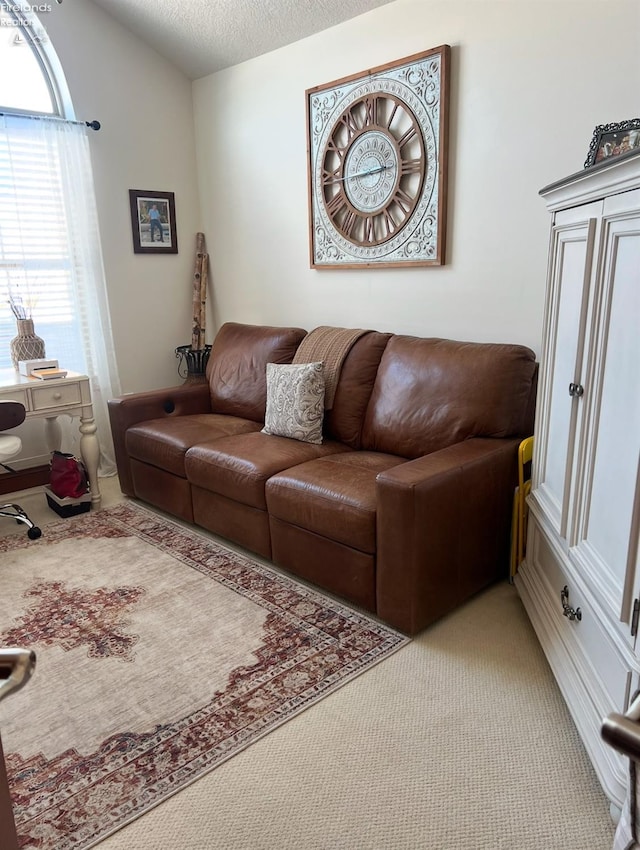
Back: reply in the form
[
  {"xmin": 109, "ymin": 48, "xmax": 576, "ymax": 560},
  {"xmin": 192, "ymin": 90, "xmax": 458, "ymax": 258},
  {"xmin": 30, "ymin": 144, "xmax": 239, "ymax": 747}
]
[
  {"xmin": 207, "ymin": 323, "xmax": 307, "ymax": 422},
  {"xmin": 361, "ymin": 335, "xmax": 537, "ymax": 458},
  {"xmin": 325, "ymin": 331, "xmax": 392, "ymax": 449}
]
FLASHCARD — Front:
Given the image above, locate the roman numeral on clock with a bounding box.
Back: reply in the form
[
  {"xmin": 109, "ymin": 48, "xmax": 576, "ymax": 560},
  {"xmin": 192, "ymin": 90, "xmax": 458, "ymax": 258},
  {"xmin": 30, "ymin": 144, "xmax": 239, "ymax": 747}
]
[
  {"xmin": 325, "ymin": 138, "xmax": 347, "ymax": 160},
  {"xmin": 393, "ymin": 188, "xmax": 414, "ymax": 214},
  {"xmin": 321, "ymin": 165, "xmax": 342, "ymax": 185},
  {"xmin": 401, "ymin": 158, "xmax": 422, "ymax": 175},
  {"xmin": 342, "ymin": 209, "xmax": 358, "ymax": 236},
  {"xmin": 339, "ymin": 108, "xmax": 359, "ymax": 139},
  {"xmin": 325, "ymin": 191, "xmax": 347, "ymax": 217},
  {"xmin": 397, "ymin": 126, "xmax": 417, "ymax": 149},
  {"xmin": 364, "ymin": 96, "xmax": 379, "ymax": 127},
  {"xmin": 364, "ymin": 216, "xmax": 375, "ymax": 243}
]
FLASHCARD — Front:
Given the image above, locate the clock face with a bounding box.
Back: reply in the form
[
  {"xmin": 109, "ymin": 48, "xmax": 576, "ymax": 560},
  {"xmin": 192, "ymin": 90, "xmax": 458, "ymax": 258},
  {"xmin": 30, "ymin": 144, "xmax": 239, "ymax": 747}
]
[
  {"xmin": 307, "ymin": 46, "xmax": 450, "ymax": 268},
  {"xmin": 320, "ymin": 95, "xmax": 425, "ymax": 247}
]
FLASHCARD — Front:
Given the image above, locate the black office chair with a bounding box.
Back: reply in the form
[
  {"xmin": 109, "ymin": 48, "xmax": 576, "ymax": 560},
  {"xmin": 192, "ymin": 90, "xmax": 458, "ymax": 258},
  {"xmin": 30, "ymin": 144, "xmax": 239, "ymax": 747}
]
[{"xmin": 0, "ymin": 400, "xmax": 42, "ymax": 539}]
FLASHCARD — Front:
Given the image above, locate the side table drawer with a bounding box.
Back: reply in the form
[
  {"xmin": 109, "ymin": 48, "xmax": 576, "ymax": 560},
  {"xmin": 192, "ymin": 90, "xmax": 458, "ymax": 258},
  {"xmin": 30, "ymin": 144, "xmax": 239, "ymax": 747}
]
[
  {"xmin": 31, "ymin": 382, "xmax": 82, "ymax": 411},
  {"xmin": 0, "ymin": 389, "xmax": 29, "ymax": 411}
]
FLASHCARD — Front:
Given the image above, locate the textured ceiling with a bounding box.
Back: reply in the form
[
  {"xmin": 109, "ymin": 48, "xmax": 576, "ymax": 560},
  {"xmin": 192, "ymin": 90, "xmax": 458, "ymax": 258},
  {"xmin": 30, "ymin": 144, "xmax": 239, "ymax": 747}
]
[{"xmin": 91, "ymin": 0, "xmax": 396, "ymax": 80}]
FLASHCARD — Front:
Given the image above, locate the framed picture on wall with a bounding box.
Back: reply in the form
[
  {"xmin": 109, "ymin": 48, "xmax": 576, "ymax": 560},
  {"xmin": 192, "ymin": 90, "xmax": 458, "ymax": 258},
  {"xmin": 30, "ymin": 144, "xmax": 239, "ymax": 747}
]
[
  {"xmin": 584, "ymin": 119, "xmax": 640, "ymax": 168},
  {"xmin": 129, "ymin": 189, "xmax": 178, "ymax": 254}
]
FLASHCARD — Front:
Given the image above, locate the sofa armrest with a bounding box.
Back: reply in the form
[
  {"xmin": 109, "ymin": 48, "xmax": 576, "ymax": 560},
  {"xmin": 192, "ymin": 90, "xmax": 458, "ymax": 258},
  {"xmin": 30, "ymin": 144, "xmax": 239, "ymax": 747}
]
[
  {"xmin": 108, "ymin": 383, "xmax": 212, "ymax": 496},
  {"xmin": 376, "ymin": 437, "xmax": 520, "ymax": 635}
]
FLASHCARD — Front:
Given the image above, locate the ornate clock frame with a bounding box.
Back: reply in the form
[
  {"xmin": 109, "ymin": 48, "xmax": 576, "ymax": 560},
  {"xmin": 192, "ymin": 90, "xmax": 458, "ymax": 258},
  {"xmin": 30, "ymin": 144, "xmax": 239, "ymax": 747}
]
[{"xmin": 306, "ymin": 45, "xmax": 450, "ymax": 270}]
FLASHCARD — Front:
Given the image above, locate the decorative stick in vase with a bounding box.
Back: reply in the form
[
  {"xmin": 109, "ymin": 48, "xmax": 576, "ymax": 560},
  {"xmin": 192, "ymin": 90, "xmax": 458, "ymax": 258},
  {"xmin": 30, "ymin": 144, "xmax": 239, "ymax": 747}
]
[
  {"xmin": 199, "ymin": 251, "xmax": 209, "ymax": 347},
  {"xmin": 176, "ymin": 233, "xmax": 211, "ymax": 384},
  {"xmin": 191, "ymin": 232, "xmax": 207, "ymax": 351}
]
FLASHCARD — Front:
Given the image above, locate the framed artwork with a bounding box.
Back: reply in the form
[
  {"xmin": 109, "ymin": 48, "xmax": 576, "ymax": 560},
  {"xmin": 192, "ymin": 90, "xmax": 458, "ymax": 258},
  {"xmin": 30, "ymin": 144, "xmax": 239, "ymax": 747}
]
[
  {"xmin": 306, "ymin": 45, "xmax": 450, "ymax": 269},
  {"xmin": 129, "ymin": 189, "xmax": 178, "ymax": 254},
  {"xmin": 584, "ymin": 119, "xmax": 640, "ymax": 168}
]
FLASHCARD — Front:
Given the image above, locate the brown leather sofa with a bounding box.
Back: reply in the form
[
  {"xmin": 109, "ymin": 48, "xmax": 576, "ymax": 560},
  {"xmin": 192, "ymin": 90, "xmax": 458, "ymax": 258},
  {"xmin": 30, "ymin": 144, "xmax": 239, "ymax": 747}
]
[{"xmin": 108, "ymin": 322, "xmax": 537, "ymax": 635}]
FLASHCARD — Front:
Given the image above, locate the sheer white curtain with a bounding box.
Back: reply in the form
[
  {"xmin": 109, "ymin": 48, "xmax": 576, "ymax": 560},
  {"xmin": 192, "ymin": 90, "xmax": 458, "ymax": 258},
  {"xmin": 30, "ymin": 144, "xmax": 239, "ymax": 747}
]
[{"xmin": 0, "ymin": 113, "xmax": 120, "ymax": 474}]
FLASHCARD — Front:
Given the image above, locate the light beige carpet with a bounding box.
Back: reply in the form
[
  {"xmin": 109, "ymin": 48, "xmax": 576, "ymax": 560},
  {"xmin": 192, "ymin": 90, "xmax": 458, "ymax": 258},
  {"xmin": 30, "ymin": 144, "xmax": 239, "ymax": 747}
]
[{"xmin": 1, "ymin": 478, "xmax": 616, "ymax": 850}]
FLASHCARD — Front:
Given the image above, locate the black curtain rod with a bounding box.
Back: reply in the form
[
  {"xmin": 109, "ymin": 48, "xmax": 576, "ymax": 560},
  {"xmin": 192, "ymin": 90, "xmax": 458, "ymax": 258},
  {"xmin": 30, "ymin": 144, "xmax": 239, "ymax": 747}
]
[{"xmin": 0, "ymin": 111, "xmax": 100, "ymax": 130}]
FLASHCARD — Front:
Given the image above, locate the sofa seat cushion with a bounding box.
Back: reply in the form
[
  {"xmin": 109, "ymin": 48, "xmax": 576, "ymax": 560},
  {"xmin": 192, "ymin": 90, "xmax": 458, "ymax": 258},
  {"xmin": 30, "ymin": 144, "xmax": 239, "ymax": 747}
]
[
  {"xmin": 126, "ymin": 414, "xmax": 262, "ymax": 477},
  {"xmin": 185, "ymin": 431, "xmax": 352, "ymax": 510},
  {"xmin": 266, "ymin": 451, "xmax": 405, "ymax": 553}
]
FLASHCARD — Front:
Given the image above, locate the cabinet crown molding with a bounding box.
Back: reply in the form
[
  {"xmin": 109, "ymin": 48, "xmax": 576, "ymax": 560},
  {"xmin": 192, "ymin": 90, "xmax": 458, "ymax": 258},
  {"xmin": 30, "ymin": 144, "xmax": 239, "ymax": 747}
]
[{"xmin": 540, "ymin": 149, "xmax": 640, "ymax": 211}]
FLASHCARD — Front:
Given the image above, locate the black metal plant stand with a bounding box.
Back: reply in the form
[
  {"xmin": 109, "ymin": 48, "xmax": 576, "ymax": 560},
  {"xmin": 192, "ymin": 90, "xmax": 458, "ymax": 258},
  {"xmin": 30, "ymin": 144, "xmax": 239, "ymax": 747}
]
[{"xmin": 175, "ymin": 344, "xmax": 212, "ymax": 382}]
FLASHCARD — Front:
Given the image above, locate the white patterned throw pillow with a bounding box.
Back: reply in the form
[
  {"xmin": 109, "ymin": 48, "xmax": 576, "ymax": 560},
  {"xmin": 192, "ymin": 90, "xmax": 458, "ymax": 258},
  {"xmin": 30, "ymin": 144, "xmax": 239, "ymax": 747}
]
[{"xmin": 262, "ymin": 361, "xmax": 325, "ymax": 444}]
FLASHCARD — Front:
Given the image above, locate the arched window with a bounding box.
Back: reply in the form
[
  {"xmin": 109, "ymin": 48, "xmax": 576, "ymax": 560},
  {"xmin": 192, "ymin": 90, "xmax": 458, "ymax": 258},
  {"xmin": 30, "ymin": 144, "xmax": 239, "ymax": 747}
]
[
  {"xmin": 0, "ymin": 4, "xmax": 70, "ymax": 116},
  {"xmin": 0, "ymin": 9, "xmax": 119, "ymax": 471}
]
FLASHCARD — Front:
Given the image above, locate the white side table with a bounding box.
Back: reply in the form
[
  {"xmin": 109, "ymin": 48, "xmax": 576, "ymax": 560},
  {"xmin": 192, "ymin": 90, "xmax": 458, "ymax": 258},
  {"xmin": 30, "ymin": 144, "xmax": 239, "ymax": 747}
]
[{"xmin": 0, "ymin": 369, "xmax": 102, "ymax": 508}]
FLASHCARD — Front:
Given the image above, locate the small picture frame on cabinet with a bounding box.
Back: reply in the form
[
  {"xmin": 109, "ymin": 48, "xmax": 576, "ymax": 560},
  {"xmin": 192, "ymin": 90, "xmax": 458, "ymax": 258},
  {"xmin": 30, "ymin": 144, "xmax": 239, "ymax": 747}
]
[{"xmin": 584, "ymin": 119, "xmax": 640, "ymax": 168}]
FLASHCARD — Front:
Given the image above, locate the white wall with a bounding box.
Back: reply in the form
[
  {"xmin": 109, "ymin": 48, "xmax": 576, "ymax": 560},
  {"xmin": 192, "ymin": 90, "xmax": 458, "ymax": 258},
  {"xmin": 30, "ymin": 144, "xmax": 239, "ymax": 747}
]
[
  {"xmin": 193, "ymin": 0, "xmax": 640, "ymax": 357},
  {"xmin": 43, "ymin": 0, "xmax": 202, "ymax": 393}
]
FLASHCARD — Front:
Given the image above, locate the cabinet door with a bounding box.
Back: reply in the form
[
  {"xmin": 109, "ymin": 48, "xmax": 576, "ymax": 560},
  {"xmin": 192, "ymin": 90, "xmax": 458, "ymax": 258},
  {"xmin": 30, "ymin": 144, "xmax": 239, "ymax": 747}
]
[
  {"xmin": 532, "ymin": 201, "xmax": 602, "ymax": 542},
  {"xmin": 570, "ymin": 198, "xmax": 640, "ymax": 640}
]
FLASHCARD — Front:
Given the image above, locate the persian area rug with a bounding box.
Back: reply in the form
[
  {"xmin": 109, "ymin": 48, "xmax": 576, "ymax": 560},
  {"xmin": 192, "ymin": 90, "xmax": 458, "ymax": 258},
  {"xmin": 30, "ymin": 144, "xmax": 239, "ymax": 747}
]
[{"xmin": 0, "ymin": 502, "xmax": 408, "ymax": 850}]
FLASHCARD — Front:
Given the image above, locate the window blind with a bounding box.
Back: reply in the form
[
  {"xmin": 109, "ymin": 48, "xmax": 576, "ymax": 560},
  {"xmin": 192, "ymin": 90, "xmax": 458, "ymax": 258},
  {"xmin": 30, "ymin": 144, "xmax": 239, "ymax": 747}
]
[{"xmin": 0, "ymin": 115, "xmax": 85, "ymax": 372}]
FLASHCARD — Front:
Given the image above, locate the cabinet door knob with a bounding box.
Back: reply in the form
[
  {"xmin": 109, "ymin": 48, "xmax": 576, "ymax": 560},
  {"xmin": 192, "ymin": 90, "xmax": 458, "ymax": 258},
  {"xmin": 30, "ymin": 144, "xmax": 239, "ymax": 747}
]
[
  {"xmin": 568, "ymin": 382, "xmax": 584, "ymax": 398},
  {"xmin": 53, "ymin": 392, "xmax": 62, "ymax": 400}
]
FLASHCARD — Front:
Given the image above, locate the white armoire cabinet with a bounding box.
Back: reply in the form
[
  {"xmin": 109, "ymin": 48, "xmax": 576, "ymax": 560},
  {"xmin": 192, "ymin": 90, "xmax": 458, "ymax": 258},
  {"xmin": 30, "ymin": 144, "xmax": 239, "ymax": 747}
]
[{"xmin": 515, "ymin": 150, "xmax": 640, "ymax": 812}]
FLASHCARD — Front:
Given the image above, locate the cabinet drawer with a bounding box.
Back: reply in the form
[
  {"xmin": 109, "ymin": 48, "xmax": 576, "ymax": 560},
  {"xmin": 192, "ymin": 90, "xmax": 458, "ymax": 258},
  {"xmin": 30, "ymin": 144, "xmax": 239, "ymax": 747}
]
[
  {"xmin": 30, "ymin": 382, "xmax": 82, "ymax": 411},
  {"xmin": 0, "ymin": 388, "xmax": 29, "ymax": 411},
  {"xmin": 532, "ymin": 525, "xmax": 630, "ymax": 711}
]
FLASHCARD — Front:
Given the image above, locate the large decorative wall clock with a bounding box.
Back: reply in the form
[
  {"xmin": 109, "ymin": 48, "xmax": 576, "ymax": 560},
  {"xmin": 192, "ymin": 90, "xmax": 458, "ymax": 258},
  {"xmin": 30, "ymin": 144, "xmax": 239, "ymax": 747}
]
[{"xmin": 306, "ymin": 45, "xmax": 450, "ymax": 269}]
